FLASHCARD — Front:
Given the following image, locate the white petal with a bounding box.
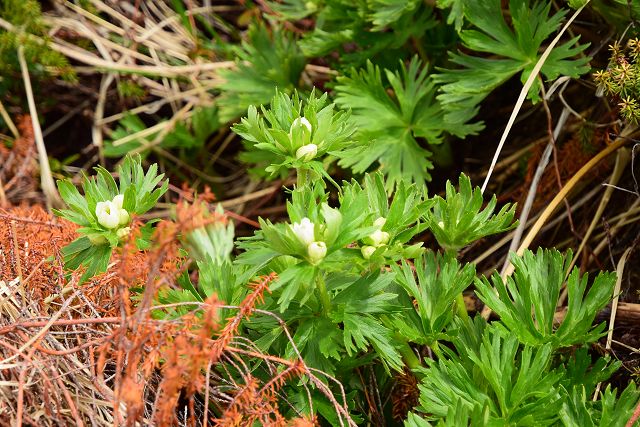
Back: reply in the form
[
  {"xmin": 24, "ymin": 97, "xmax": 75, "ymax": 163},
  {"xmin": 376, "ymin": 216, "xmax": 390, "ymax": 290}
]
[
  {"xmin": 112, "ymin": 194, "xmax": 124, "ymax": 209},
  {"xmin": 96, "ymin": 200, "xmax": 120, "ymax": 229},
  {"xmin": 291, "ymin": 117, "xmax": 312, "ymax": 133},
  {"xmin": 295, "ymin": 143, "xmax": 318, "ymax": 160},
  {"xmin": 291, "ymin": 217, "xmax": 315, "ymax": 246},
  {"xmin": 361, "ymin": 245, "xmax": 376, "ymax": 260}
]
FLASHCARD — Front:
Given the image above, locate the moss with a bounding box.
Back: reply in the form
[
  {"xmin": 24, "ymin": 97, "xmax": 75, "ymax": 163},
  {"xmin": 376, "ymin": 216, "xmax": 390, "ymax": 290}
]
[{"xmin": 0, "ymin": 0, "xmax": 76, "ymax": 97}]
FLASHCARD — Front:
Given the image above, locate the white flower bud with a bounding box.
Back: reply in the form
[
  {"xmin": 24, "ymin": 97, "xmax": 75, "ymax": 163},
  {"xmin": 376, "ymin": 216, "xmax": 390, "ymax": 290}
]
[
  {"xmin": 112, "ymin": 194, "xmax": 124, "ymax": 209},
  {"xmin": 361, "ymin": 245, "xmax": 376, "ymax": 260},
  {"xmin": 291, "ymin": 217, "xmax": 315, "ymax": 246},
  {"xmin": 295, "ymin": 143, "xmax": 318, "ymax": 161},
  {"xmin": 116, "ymin": 226, "xmax": 131, "ymax": 239},
  {"xmin": 307, "ymin": 241, "xmax": 327, "ymax": 264},
  {"xmin": 373, "ymin": 217, "xmax": 386, "ymax": 228},
  {"xmin": 368, "ymin": 229, "xmax": 390, "ymax": 247},
  {"xmin": 96, "ymin": 201, "xmax": 120, "ymax": 229},
  {"xmin": 118, "ymin": 208, "xmax": 130, "ymax": 226},
  {"xmin": 291, "ymin": 117, "xmax": 312, "ymax": 133}
]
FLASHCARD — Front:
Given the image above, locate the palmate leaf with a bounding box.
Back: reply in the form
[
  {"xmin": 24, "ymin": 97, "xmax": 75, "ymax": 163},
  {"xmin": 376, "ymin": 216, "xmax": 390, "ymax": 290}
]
[
  {"xmin": 560, "ymin": 347, "xmax": 621, "ymax": 397},
  {"xmin": 590, "ymin": 0, "xmax": 640, "ymax": 31},
  {"xmin": 414, "ymin": 325, "xmax": 564, "ymax": 425},
  {"xmin": 475, "ymin": 249, "xmax": 616, "ymax": 348},
  {"xmin": 334, "ymin": 57, "xmax": 449, "ymax": 191},
  {"xmin": 435, "ymin": 0, "xmax": 465, "ymax": 31},
  {"xmin": 266, "ymin": 0, "xmax": 319, "ymax": 20},
  {"xmin": 560, "ymin": 383, "xmax": 640, "ymax": 427},
  {"xmin": 217, "ymin": 23, "xmax": 305, "ymax": 122},
  {"xmin": 331, "ymin": 271, "xmax": 404, "ymax": 373},
  {"xmin": 406, "ymin": 400, "xmax": 492, "ymax": 427},
  {"xmin": 433, "ymin": 0, "xmax": 591, "ymax": 130},
  {"xmin": 367, "ymin": 0, "xmax": 422, "ymax": 30},
  {"xmin": 394, "ymin": 251, "xmax": 475, "ymax": 344},
  {"xmin": 296, "ymin": 0, "xmax": 435, "ymax": 67}
]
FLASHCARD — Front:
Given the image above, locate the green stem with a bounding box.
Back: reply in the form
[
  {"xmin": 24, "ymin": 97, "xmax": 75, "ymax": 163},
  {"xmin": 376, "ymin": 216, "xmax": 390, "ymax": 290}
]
[
  {"xmin": 455, "ymin": 293, "xmax": 469, "ymax": 321},
  {"xmin": 398, "ymin": 340, "xmax": 422, "ymax": 370},
  {"xmin": 297, "ymin": 167, "xmax": 308, "ymax": 189},
  {"xmin": 429, "ymin": 340, "xmax": 444, "ymax": 361},
  {"xmin": 316, "ymin": 273, "xmax": 331, "ymax": 315},
  {"xmin": 443, "ymin": 249, "xmax": 469, "ymax": 322}
]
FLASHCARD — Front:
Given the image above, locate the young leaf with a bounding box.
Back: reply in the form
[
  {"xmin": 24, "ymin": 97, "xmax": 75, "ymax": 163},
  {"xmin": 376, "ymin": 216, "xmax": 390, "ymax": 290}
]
[
  {"xmin": 54, "ymin": 155, "xmax": 168, "ymax": 282},
  {"xmin": 233, "ymin": 89, "xmax": 355, "ymax": 179},
  {"xmin": 367, "ymin": 0, "xmax": 422, "ymax": 30},
  {"xmin": 425, "ymin": 173, "xmax": 516, "ymax": 253},
  {"xmin": 560, "ymin": 383, "xmax": 640, "ymax": 427},
  {"xmin": 61, "ymin": 237, "xmax": 112, "ymax": 284}
]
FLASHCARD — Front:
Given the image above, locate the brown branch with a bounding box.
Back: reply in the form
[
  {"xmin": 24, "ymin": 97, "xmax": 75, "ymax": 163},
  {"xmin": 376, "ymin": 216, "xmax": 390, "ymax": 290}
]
[{"xmin": 0, "ymin": 317, "xmax": 121, "ymax": 334}]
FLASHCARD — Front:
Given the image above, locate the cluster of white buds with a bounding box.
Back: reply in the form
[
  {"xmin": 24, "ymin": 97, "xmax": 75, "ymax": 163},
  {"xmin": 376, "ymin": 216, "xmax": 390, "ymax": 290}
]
[
  {"xmin": 290, "ymin": 117, "xmax": 318, "ymax": 161},
  {"xmin": 95, "ymin": 194, "xmax": 130, "ymax": 237},
  {"xmin": 361, "ymin": 217, "xmax": 390, "ymax": 260},
  {"xmin": 291, "ymin": 217, "xmax": 327, "ymax": 265}
]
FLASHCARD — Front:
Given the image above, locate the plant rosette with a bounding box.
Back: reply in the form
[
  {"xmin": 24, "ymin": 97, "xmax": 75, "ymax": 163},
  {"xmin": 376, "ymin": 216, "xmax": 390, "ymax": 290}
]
[
  {"xmin": 54, "ymin": 155, "xmax": 168, "ymax": 281},
  {"xmin": 232, "ymin": 90, "xmax": 355, "ymax": 179},
  {"xmin": 260, "ymin": 203, "xmax": 345, "ymax": 267}
]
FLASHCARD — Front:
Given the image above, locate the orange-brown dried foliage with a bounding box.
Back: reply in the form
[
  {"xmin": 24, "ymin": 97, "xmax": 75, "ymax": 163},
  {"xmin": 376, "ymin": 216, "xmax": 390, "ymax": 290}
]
[
  {"xmin": 391, "ymin": 369, "xmax": 420, "ymax": 421},
  {"xmin": 519, "ymin": 127, "xmax": 611, "ymax": 211},
  {"xmin": 0, "ymin": 193, "xmax": 333, "ymax": 426},
  {"xmin": 0, "ymin": 115, "xmax": 39, "ymax": 205},
  {"xmin": 0, "ymin": 205, "xmax": 76, "ymax": 296}
]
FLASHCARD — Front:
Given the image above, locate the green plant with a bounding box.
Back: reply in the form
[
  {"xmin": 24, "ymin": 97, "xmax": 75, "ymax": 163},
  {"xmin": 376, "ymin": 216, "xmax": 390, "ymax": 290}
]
[
  {"xmin": 51, "ymin": 141, "xmax": 637, "ymax": 425},
  {"xmin": 393, "ymin": 252, "xmax": 476, "ymax": 347},
  {"xmin": 414, "ymin": 324, "xmax": 565, "ymax": 425},
  {"xmin": 475, "ymin": 249, "xmax": 616, "ymax": 348},
  {"xmin": 280, "ymin": 0, "xmax": 435, "ymax": 67},
  {"xmin": 232, "ymin": 89, "xmax": 355, "ymax": 183},
  {"xmin": 167, "ymin": 89, "xmax": 635, "ymax": 424},
  {"xmin": 0, "ymin": 0, "xmax": 75, "ymax": 90},
  {"xmin": 424, "ymin": 173, "xmax": 517, "ymax": 254},
  {"xmin": 7, "ymin": 0, "xmax": 640, "ymax": 425},
  {"xmin": 217, "ymin": 23, "xmax": 306, "ymax": 122},
  {"xmin": 104, "ymin": 107, "xmax": 221, "ymax": 157},
  {"xmin": 104, "ymin": 106, "xmax": 222, "ymax": 157},
  {"xmin": 54, "ymin": 155, "xmax": 168, "ymax": 281},
  {"xmin": 334, "ymin": 57, "xmax": 457, "ymax": 190},
  {"xmin": 406, "ymin": 246, "xmax": 633, "ymax": 426},
  {"xmin": 0, "ymin": 0, "xmax": 75, "ymax": 132},
  {"xmin": 433, "ymin": 0, "xmax": 591, "ymax": 131}
]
